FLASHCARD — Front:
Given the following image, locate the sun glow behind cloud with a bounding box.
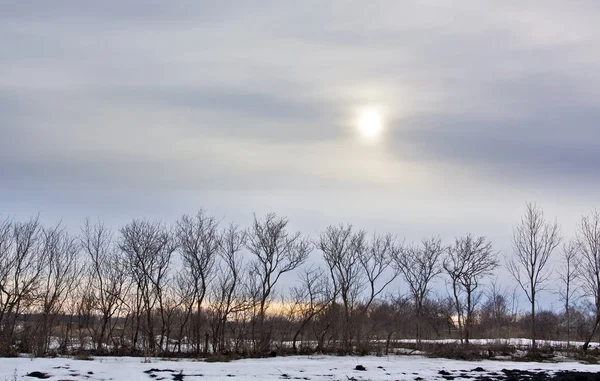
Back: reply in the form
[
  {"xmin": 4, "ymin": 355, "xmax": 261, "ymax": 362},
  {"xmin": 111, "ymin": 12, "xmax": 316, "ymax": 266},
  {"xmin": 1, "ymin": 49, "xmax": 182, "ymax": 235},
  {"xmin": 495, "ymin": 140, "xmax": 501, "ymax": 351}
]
[{"xmin": 356, "ymin": 106, "xmax": 385, "ymax": 141}]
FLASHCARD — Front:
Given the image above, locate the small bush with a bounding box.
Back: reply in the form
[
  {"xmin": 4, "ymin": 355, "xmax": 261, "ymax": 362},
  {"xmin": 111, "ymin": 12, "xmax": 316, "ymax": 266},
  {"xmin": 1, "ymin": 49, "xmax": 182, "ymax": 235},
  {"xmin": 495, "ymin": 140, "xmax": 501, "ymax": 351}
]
[
  {"xmin": 74, "ymin": 353, "xmax": 94, "ymax": 361},
  {"xmin": 486, "ymin": 342, "xmax": 516, "ymax": 357},
  {"xmin": 425, "ymin": 343, "xmax": 485, "ymax": 361},
  {"xmin": 357, "ymin": 344, "xmax": 371, "ymax": 356},
  {"xmin": 204, "ymin": 353, "xmax": 238, "ymax": 362},
  {"xmin": 0, "ymin": 346, "xmax": 20, "ymax": 358},
  {"xmin": 569, "ymin": 347, "xmax": 600, "ymax": 364},
  {"xmin": 515, "ymin": 347, "xmax": 555, "ymax": 362}
]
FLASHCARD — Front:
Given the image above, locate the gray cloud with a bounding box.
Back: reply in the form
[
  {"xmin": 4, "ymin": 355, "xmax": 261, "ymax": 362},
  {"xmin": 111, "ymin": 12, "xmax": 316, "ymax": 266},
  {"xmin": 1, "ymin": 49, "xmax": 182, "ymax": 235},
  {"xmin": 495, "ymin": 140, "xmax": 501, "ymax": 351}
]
[{"xmin": 2, "ymin": 0, "xmax": 600, "ymax": 265}]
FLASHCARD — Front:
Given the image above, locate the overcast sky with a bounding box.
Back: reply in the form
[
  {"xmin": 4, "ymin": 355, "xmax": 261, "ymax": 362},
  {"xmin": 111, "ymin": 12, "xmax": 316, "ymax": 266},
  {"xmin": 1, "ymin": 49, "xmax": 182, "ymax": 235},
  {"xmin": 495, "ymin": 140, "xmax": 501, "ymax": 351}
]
[{"xmin": 2, "ymin": 1, "xmax": 599, "ymax": 305}]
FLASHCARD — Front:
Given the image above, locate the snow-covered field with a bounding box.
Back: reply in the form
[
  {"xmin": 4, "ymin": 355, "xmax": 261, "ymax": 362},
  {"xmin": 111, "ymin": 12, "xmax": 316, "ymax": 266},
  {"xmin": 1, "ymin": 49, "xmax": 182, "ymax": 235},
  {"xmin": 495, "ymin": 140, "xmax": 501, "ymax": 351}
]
[
  {"xmin": 1, "ymin": 355, "xmax": 599, "ymax": 381},
  {"xmin": 391, "ymin": 338, "xmax": 600, "ymax": 348}
]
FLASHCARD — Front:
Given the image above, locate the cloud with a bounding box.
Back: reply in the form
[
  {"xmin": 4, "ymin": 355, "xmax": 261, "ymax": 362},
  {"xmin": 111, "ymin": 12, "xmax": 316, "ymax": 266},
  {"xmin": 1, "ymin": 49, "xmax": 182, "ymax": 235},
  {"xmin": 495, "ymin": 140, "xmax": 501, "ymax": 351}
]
[{"xmin": 1, "ymin": 0, "xmax": 600, "ymax": 250}]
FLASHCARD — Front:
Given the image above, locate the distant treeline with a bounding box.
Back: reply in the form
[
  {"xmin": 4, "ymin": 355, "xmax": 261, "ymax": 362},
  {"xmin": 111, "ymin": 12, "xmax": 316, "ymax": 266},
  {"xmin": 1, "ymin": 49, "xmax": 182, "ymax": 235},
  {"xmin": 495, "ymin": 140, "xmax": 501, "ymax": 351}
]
[{"xmin": 0, "ymin": 203, "xmax": 598, "ymax": 357}]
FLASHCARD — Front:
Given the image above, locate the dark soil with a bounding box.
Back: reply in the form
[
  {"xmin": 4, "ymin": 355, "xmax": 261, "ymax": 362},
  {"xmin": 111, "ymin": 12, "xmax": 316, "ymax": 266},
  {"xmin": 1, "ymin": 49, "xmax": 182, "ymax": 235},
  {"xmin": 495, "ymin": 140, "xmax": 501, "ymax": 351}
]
[
  {"xmin": 436, "ymin": 368, "xmax": 600, "ymax": 381},
  {"xmin": 26, "ymin": 372, "xmax": 51, "ymax": 379}
]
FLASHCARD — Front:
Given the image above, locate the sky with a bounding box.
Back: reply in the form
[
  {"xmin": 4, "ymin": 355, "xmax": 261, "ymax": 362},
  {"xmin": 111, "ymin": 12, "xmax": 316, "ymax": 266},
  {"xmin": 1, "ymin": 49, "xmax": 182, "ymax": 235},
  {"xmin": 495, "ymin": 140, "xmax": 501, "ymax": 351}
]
[{"xmin": 2, "ymin": 1, "xmax": 600, "ymax": 307}]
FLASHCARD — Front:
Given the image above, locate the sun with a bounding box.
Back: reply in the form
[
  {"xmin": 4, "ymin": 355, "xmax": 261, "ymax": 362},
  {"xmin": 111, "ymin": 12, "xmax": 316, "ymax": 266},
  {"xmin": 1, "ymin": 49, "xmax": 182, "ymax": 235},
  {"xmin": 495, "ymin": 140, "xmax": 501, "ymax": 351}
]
[{"xmin": 357, "ymin": 107, "xmax": 384, "ymax": 139}]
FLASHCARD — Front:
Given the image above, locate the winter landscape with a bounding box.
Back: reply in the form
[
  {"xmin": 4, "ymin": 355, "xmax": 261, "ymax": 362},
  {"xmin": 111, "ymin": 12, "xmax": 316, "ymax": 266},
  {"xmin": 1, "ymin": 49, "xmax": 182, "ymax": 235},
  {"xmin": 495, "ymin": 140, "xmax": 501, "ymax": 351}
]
[{"xmin": 3, "ymin": 1, "xmax": 600, "ymax": 380}]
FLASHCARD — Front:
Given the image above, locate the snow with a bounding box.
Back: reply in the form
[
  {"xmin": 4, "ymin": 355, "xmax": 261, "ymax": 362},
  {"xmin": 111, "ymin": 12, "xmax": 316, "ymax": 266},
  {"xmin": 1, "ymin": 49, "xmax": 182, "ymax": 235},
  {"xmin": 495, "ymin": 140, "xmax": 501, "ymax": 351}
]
[
  {"xmin": 1, "ymin": 355, "xmax": 599, "ymax": 381},
  {"xmin": 278, "ymin": 338, "xmax": 600, "ymax": 351},
  {"xmin": 391, "ymin": 338, "xmax": 600, "ymax": 348}
]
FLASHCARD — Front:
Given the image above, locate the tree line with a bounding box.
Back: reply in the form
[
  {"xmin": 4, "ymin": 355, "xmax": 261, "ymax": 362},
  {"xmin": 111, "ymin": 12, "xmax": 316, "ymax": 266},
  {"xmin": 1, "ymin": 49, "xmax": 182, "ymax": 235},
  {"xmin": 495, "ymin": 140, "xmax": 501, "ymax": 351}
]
[{"xmin": 0, "ymin": 203, "xmax": 599, "ymax": 357}]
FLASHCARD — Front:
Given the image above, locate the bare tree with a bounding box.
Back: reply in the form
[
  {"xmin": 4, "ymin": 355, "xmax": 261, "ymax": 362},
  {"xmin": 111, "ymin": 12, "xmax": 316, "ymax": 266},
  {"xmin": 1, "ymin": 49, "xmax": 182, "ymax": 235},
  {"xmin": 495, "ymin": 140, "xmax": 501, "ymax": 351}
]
[
  {"xmin": 36, "ymin": 223, "xmax": 81, "ymax": 354},
  {"xmin": 246, "ymin": 213, "xmax": 311, "ymax": 353},
  {"xmin": 557, "ymin": 240, "xmax": 580, "ymax": 348},
  {"xmin": 444, "ymin": 234, "xmax": 498, "ymax": 344},
  {"xmin": 176, "ymin": 210, "xmax": 220, "ymax": 355},
  {"xmin": 359, "ymin": 233, "xmax": 401, "ymax": 311},
  {"xmin": 159, "ymin": 276, "xmax": 188, "ymax": 355},
  {"xmin": 209, "ymin": 223, "xmax": 249, "ymax": 353},
  {"xmin": 120, "ymin": 219, "xmax": 176, "ymax": 355},
  {"xmin": 0, "ymin": 216, "xmax": 46, "ymax": 354},
  {"xmin": 81, "ymin": 219, "xmax": 129, "ymax": 353},
  {"xmin": 319, "ymin": 224, "xmax": 365, "ymax": 353},
  {"xmin": 395, "ymin": 237, "xmax": 444, "ymax": 345},
  {"xmin": 576, "ymin": 210, "xmax": 600, "ymax": 351},
  {"xmin": 356, "ymin": 233, "xmax": 401, "ymax": 350},
  {"xmin": 289, "ymin": 266, "xmax": 332, "ymax": 352},
  {"xmin": 507, "ymin": 203, "xmax": 561, "ymax": 349},
  {"xmin": 172, "ymin": 271, "xmax": 196, "ymax": 354},
  {"xmin": 480, "ymin": 278, "xmax": 514, "ymax": 339},
  {"xmin": 444, "ymin": 247, "xmax": 466, "ymax": 342}
]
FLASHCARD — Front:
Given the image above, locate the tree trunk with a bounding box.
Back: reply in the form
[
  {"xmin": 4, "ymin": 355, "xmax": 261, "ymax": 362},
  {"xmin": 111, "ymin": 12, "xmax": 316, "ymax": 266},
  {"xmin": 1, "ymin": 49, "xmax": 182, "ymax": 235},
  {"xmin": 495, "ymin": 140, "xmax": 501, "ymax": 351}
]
[
  {"xmin": 465, "ymin": 289, "xmax": 472, "ymax": 344},
  {"xmin": 583, "ymin": 313, "xmax": 600, "ymax": 352},
  {"xmin": 531, "ymin": 297, "xmax": 536, "ymax": 349},
  {"xmin": 452, "ymin": 282, "xmax": 463, "ymax": 344}
]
